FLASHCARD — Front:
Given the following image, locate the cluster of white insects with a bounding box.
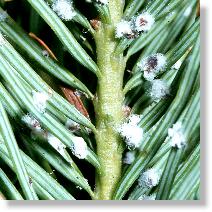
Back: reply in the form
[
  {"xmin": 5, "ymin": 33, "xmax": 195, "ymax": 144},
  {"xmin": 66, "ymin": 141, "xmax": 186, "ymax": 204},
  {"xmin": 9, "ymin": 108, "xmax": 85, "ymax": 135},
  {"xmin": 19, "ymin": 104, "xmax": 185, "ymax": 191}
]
[
  {"xmin": 22, "ymin": 91, "xmax": 88, "ymax": 160},
  {"xmin": 0, "ymin": 0, "xmax": 189, "ymax": 200}
]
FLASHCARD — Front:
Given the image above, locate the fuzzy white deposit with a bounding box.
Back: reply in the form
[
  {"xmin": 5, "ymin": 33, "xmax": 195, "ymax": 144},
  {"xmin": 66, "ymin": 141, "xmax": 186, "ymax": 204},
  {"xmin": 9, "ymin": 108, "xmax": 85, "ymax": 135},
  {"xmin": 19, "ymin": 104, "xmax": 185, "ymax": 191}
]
[
  {"xmin": 118, "ymin": 114, "xmax": 143, "ymax": 149},
  {"xmin": 138, "ymin": 54, "xmax": 167, "ymax": 81},
  {"xmin": 32, "ymin": 91, "xmax": 49, "ymax": 113},
  {"xmin": 134, "ymin": 12, "xmax": 155, "ymax": 32},
  {"xmin": 22, "ymin": 114, "xmax": 41, "ymax": 131},
  {"xmin": 71, "ymin": 137, "xmax": 88, "ymax": 159},
  {"xmin": 138, "ymin": 193, "xmax": 156, "ymax": 200},
  {"xmin": 123, "ymin": 151, "xmax": 136, "ymax": 164},
  {"xmin": 22, "ymin": 113, "xmax": 45, "ymax": 139},
  {"xmin": 138, "ymin": 168, "xmax": 161, "ymax": 188},
  {"xmin": 0, "ymin": 33, "xmax": 5, "ymax": 46},
  {"xmin": 128, "ymin": 114, "xmax": 141, "ymax": 125},
  {"xmin": 168, "ymin": 122, "xmax": 186, "ymax": 149},
  {"xmin": 65, "ymin": 119, "xmax": 80, "ymax": 132},
  {"xmin": 42, "ymin": 50, "xmax": 49, "ymax": 58},
  {"xmin": 0, "ymin": 11, "xmax": 8, "ymax": 22},
  {"xmin": 115, "ymin": 20, "xmax": 133, "ymax": 38},
  {"xmin": 52, "ymin": 0, "xmax": 76, "ymax": 21},
  {"xmin": 47, "ymin": 133, "xmax": 66, "ymax": 157},
  {"xmin": 149, "ymin": 79, "xmax": 169, "ymax": 102},
  {"xmin": 95, "ymin": 0, "xmax": 108, "ymax": 4}
]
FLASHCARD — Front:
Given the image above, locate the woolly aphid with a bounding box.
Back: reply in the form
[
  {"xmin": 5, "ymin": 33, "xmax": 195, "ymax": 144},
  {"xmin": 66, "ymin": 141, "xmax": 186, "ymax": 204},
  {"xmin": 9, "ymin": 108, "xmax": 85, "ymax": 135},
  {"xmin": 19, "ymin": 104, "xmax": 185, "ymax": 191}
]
[
  {"xmin": 123, "ymin": 151, "xmax": 136, "ymax": 165},
  {"xmin": 138, "ymin": 53, "xmax": 167, "ymax": 81},
  {"xmin": 133, "ymin": 12, "xmax": 155, "ymax": 33},
  {"xmin": 138, "ymin": 193, "xmax": 156, "ymax": 200},
  {"xmin": 118, "ymin": 114, "xmax": 143, "ymax": 150},
  {"xmin": 138, "ymin": 168, "xmax": 161, "ymax": 188},
  {"xmin": 115, "ymin": 12, "xmax": 154, "ymax": 39},
  {"xmin": 22, "ymin": 114, "xmax": 42, "ymax": 131},
  {"xmin": 0, "ymin": 33, "xmax": 6, "ymax": 46},
  {"xmin": 42, "ymin": 50, "xmax": 50, "ymax": 58},
  {"xmin": 52, "ymin": 0, "xmax": 76, "ymax": 21},
  {"xmin": 32, "ymin": 91, "xmax": 49, "ymax": 113},
  {"xmin": 168, "ymin": 122, "xmax": 186, "ymax": 149},
  {"xmin": 0, "ymin": 11, "xmax": 8, "ymax": 22},
  {"xmin": 22, "ymin": 114, "xmax": 45, "ymax": 138},
  {"xmin": 22, "ymin": 114, "xmax": 67, "ymax": 158},
  {"xmin": 115, "ymin": 20, "xmax": 133, "ymax": 39},
  {"xmin": 65, "ymin": 118, "xmax": 80, "ymax": 132},
  {"xmin": 148, "ymin": 79, "xmax": 170, "ymax": 102},
  {"xmin": 71, "ymin": 137, "xmax": 88, "ymax": 159},
  {"xmin": 95, "ymin": 0, "xmax": 109, "ymax": 5},
  {"xmin": 47, "ymin": 133, "xmax": 67, "ymax": 158}
]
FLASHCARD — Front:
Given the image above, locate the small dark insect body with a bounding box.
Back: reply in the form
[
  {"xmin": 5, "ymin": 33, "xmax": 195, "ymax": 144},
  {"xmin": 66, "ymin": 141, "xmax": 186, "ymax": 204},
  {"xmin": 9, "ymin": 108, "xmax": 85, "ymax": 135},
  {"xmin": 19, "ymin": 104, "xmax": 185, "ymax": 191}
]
[
  {"xmin": 147, "ymin": 56, "xmax": 158, "ymax": 72},
  {"xmin": 139, "ymin": 18, "xmax": 148, "ymax": 26}
]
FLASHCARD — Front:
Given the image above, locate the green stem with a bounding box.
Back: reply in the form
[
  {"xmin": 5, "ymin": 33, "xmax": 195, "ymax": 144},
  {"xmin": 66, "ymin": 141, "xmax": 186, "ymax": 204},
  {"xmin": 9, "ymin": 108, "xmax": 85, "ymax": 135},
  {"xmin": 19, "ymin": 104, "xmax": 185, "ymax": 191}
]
[{"xmin": 93, "ymin": 1, "xmax": 125, "ymax": 200}]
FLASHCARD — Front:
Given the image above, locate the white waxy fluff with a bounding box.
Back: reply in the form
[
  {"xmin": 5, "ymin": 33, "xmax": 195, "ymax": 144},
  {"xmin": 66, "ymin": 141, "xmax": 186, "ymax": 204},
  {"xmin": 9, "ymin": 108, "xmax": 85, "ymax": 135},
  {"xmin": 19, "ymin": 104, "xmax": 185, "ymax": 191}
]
[
  {"xmin": 65, "ymin": 119, "xmax": 80, "ymax": 132},
  {"xmin": 115, "ymin": 20, "xmax": 133, "ymax": 38},
  {"xmin": 118, "ymin": 114, "xmax": 143, "ymax": 149},
  {"xmin": 134, "ymin": 12, "xmax": 155, "ymax": 32},
  {"xmin": 47, "ymin": 133, "xmax": 66, "ymax": 157},
  {"xmin": 22, "ymin": 114, "xmax": 41, "ymax": 131},
  {"xmin": 52, "ymin": 0, "xmax": 76, "ymax": 21},
  {"xmin": 0, "ymin": 33, "xmax": 5, "ymax": 45},
  {"xmin": 42, "ymin": 50, "xmax": 49, "ymax": 58},
  {"xmin": 32, "ymin": 91, "xmax": 49, "ymax": 113},
  {"xmin": 128, "ymin": 114, "xmax": 141, "ymax": 126},
  {"xmin": 22, "ymin": 113, "xmax": 46, "ymax": 139},
  {"xmin": 96, "ymin": 0, "xmax": 109, "ymax": 5},
  {"xmin": 149, "ymin": 79, "xmax": 169, "ymax": 102},
  {"xmin": 138, "ymin": 168, "xmax": 161, "ymax": 188},
  {"xmin": 138, "ymin": 53, "xmax": 167, "ymax": 81},
  {"xmin": 71, "ymin": 137, "xmax": 88, "ymax": 159},
  {"xmin": 138, "ymin": 193, "xmax": 156, "ymax": 200},
  {"xmin": 168, "ymin": 122, "xmax": 186, "ymax": 149},
  {"xmin": 123, "ymin": 151, "xmax": 136, "ymax": 164},
  {"xmin": 0, "ymin": 11, "xmax": 8, "ymax": 22}
]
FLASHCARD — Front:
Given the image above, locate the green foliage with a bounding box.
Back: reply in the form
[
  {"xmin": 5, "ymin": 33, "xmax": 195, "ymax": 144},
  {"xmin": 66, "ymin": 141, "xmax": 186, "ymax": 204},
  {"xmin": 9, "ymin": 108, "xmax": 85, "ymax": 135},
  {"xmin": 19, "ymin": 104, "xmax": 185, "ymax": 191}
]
[{"xmin": 0, "ymin": 0, "xmax": 200, "ymax": 200}]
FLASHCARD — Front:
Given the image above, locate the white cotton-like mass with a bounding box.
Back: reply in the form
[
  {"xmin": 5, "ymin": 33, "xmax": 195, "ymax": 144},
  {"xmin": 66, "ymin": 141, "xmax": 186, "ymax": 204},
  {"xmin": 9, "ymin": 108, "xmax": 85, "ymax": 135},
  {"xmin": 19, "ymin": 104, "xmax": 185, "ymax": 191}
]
[
  {"xmin": 95, "ymin": 0, "xmax": 108, "ymax": 5},
  {"xmin": 52, "ymin": 0, "xmax": 76, "ymax": 21},
  {"xmin": 115, "ymin": 20, "xmax": 133, "ymax": 38},
  {"xmin": 138, "ymin": 54, "xmax": 167, "ymax": 81},
  {"xmin": 22, "ymin": 113, "xmax": 45, "ymax": 139},
  {"xmin": 134, "ymin": 12, "xmax": 155, "ymax": 32},
  {"xmin": 0, "ymin": 33, "xmax": 5, "ymax": 46},
  {"xmin": 149, "ymin": 79, "xmax": 169, "ymax": 102},
  {"xmin": 47, "ymin": 133, "xmax": 66, "ymax": 157},
  {"xmin": 0, "ymin": 11, "xmax": 8, "ymax": 22},
  {"xmin": 123, "ymin": 151, "xmax": 136, "ymax": 164},
  {"xmin": 138, "ymin": 193, "xmax": 156, "ymax": 200},
  {"xmin": 118, "ymin": 114, "xmax": 143, "ymax": 149},
  {"xmin": 42, "ymin": 50, "xmax": 49, "ymax": 58},
  {"xmin": 128, "ymin": 114, "xmax": 141, "ymax": 126},
  {"xmin": 22, "ymin": 114, "xmax": 41, "ymax": 131},
  {"xmin": 32, "ymin": 91, "xmax": 49, "ymax": 113},
  {"xmin": 71, "ymin": 137, "xmax": 88, "ymax": 159},
  {"xmin": 168, "ymin": 122, "xmax": 186, "ymax": 149},
  {"xmin": 65, "ymin": 119, "xmax": 80, "ymax": 132},
  {"xmin": 138, "ymin": 168, "xmax": 161, "ymax": 188}
]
